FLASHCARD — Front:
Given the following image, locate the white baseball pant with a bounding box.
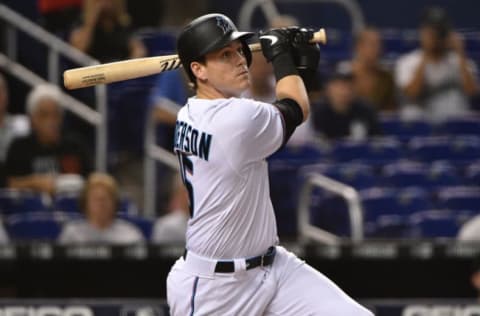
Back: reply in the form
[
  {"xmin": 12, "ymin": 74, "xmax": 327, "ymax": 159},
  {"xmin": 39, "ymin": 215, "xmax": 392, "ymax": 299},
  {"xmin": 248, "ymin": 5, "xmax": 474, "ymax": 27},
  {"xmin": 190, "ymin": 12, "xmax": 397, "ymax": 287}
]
[{"xmin": 167, "ymin": 246, "xmax": 374, "ymax": 316}]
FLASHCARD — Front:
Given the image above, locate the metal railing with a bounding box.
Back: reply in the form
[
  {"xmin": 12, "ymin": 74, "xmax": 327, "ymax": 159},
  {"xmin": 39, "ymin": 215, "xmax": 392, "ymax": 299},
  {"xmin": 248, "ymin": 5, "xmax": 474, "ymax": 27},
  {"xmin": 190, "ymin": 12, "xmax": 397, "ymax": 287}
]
[
  {"xmin": 143, "ymin": 106, "xmax": 180, "ymax": 218},
  {"xmin": 0, "ymin": 4, "xmax": 107, "ymax": 171},
  {"xmin": 298, "ymin": 173, "xmax": 364, "ymax": 244},
  {"xmin": 238, "ymin": 0, "xmax": 365, "ymax": 33}
]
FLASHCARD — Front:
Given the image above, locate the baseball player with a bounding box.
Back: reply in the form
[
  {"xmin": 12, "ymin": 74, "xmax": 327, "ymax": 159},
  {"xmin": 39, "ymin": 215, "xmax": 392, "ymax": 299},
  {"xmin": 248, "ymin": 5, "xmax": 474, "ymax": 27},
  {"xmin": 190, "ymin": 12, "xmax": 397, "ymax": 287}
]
[{"xmin": 167, "ymin": 13, "xmax": 373, "ymax": 316}]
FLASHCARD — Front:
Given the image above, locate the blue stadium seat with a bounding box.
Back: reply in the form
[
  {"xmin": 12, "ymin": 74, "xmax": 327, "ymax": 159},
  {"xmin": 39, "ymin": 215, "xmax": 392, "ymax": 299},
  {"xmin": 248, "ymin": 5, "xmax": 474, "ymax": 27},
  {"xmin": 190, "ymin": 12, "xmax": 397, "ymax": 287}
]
[
  {"xmin": 53, "ymin": 192, "xmax": 80, "ymax": 213},
  {"xmin": 309, "ymin": 191, "xmax": 351, "ymax": 237},
  {"xmin": 0, "ymin": 189, "xmax": 49, "ymax": 215},
  {"xmin": 269, "ymin": 161, "xmax": 308, "ymax": 236},
  {"xmin": 137, "ymin": 28, "xmax": 177, "ymax": 56},
  {"xmin": 323, "ymin": 163, "xmax": 377, "ymax": 190},
  {"xmin": 54, "ymin": 192, "xmax": 139, "ymax": 215},
  {"xmin": 5, "ymin": 211, "xmax": 74, "ymax": 241},
  {"xmin": 360, "ymin": 187, "xmax": 432, "ymax": 235},
  {"xmin": 364, "ymin": 138, "xmax": 404, "ymax": 165},
  {"xmin": 407, "ymin": 210, "xmax": 461, "ymax": 238},
  {"xmin": 331, "ymin": 140, "xmax": 369, "ymax": 163},
  {"xmin": 437, "ymin": 115, "xmax": 480, "ymax": 136},
  {"xmin": 268, "ymin": 143, "xmax": 326, "ymax": 164},
  {"xmin": 382, "ymin": 161, "xmax": 460, "ymax": 189},
  {"xmin": 436, "ymin": 186, "xmax": 480, "ymax": 211},
  {"xmin": 379, "ymin": 115, "xmax": 432, "ymax": 140},
  {"xmin": 465, "ymin": 162, "xmax": 480, "ymax": 186},
  {"xmin": 360, "ymin": 187, "xmax": 399, "ymax": 223},
  {"xmin": 408, "ymin": 136, "xmax": 480, "ymax": 163},
  {"xmin": 118, "ymin": 214, "xmax": 154, "ymax": 240}
]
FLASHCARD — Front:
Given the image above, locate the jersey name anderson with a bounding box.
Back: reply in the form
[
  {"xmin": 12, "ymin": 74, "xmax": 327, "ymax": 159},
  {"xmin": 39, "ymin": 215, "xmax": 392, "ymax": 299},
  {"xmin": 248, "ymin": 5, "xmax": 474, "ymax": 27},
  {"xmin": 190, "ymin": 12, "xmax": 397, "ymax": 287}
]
[{"xmin": 173, "ymin": 121, "xmax": 212, "ymax": 160}]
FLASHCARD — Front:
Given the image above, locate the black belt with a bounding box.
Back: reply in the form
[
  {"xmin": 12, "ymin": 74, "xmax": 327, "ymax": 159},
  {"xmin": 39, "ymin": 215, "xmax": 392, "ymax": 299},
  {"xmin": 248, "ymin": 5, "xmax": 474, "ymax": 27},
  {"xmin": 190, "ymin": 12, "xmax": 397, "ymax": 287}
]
[{"xmin": 183, "ymin": 246, "xmax": 276, "ymax": 273}]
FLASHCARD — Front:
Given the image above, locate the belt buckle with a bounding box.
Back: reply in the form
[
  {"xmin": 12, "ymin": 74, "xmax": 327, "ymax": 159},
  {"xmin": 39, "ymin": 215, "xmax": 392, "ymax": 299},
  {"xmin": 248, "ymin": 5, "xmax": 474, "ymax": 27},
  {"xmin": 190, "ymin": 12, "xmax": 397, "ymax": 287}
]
[{"xmin": 260, "ymin": 255, "xmax": 264, "ymax": 267}]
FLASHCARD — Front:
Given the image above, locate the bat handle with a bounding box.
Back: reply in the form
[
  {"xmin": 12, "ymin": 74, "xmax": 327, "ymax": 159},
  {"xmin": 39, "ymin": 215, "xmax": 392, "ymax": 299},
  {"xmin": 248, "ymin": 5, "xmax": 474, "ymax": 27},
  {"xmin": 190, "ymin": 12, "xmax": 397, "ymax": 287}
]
[{"xmin": 249, "ymin": 28, "xmax": 327, "ymax": 52}]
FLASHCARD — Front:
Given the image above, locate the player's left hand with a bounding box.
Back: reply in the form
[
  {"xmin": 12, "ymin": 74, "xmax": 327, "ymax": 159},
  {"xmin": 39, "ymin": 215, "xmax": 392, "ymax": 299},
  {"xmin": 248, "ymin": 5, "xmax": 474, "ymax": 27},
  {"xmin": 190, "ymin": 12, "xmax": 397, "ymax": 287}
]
[{"xmin": 291, "ymin": 28, "xmax": 321, "ymax": 88}]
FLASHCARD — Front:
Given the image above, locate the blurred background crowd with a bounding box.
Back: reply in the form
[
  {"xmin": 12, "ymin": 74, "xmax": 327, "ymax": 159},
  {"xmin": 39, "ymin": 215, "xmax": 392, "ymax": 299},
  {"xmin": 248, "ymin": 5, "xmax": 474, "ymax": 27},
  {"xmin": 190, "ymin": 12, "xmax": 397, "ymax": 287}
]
[{"xmin": 0, "ymin": 0, "xmax": 479, "ymax": 250}]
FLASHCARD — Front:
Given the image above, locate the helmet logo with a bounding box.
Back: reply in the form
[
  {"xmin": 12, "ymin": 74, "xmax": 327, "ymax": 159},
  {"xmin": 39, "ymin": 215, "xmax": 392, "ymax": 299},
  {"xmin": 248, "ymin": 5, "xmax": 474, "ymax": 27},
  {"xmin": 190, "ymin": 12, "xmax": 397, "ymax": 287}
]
[{"xmin": 216, "ymin": 17, "xmax": 233, "ymax": 34}]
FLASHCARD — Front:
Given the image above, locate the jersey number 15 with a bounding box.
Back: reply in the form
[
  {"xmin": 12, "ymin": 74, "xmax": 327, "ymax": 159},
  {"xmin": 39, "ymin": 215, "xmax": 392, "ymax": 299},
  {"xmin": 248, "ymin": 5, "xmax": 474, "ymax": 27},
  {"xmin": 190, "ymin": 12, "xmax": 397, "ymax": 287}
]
[{"xmin": 177, "ymin": 152, "xmax": 194, "ymax": 217}]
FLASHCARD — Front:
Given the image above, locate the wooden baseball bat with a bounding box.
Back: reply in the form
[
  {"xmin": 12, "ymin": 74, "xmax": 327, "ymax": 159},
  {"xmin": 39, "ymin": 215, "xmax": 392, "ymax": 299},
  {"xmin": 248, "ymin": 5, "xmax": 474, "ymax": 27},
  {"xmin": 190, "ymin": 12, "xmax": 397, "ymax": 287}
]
[{"xmin": 64, "ymin": 28, "xmax": 327, "ymax": 90}]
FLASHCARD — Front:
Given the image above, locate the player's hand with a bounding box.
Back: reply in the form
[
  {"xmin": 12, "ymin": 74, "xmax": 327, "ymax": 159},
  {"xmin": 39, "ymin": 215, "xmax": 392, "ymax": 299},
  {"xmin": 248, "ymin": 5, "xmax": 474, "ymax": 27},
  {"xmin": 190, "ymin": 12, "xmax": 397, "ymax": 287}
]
[
  {"xmin": 292, "ymin": 28, "xmax": 320, "ymax": 70},
  {"xmin": 291, "ymin": 28, "xmax": 320, "ymax": 88},
  {"xmin": 259, "ymin": 27, "xmax": 297, "ymax": 62}
]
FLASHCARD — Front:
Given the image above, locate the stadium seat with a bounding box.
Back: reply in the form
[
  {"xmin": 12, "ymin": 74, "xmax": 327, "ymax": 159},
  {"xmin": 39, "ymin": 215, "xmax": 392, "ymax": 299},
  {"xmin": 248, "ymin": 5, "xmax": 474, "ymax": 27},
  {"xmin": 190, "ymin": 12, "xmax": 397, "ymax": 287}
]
[
  {"xmin": 137, "ymin": 28, "xmax": 177, "ymax": 56},
  {"xmin": 382, "ymin": 161, "xmax": 460, "ymax": 189},
  {"xmin": 436, "ymin": 186, "xmax": 480, "ymax": 211},
  {"xmin": 331, "ymin": 138, "xmax": 403, "ymax": 165},
  {"xmin": 408, "ymin": 136, "xmax": 480, "ymax": 163},
  {"xmin": 268, "ymin": 143, "xmax": 326, "ymax": 164},
  {"xmin": 53, "ymin": 192, "xmax": 80, "ymax": 213},
  {"xmin": 5, "ymin": 211, "xmax": 74, "ymax": 241},
  {"xmin": 379, "ymin": 115, "xmax": 432, "ymax": 140},
  {"xmin": 0, "ymin": 189, "xmax": 49, "ymax": 215},
  {"xmin": 437, "ymin": 115, "xmax": 480, "ymax": 136},
  {"xmin": 407, "ymin": 210, "xmax": 462, "ymax": 238},
  {"xmin": 118, "ymin": 214, "xmax": 154, "ymax": 240},
  {"xmin": 364, "ymin": 137, "xmax": 404, "ymax": 165},
  {"xmin": 464, "ymin": 162, "xmax": 480, "ymax": 186},
  {"xmin": 331, "ymin": 140, "xmax": 369, "ymax": 163},
  {"xmin": 54, "ymin": 192, "xmax": 139, "ymax": 215},
  {"xmin": 322, "ymin": 163, "xmax": 377, "ymax": 190},
  {"xmin": 309, "ymin": 190, "xmax": 351, "ymax": 237},
  {"xmin": 360, "ymin": 187, "xmax": 432, "ymax": 236}
]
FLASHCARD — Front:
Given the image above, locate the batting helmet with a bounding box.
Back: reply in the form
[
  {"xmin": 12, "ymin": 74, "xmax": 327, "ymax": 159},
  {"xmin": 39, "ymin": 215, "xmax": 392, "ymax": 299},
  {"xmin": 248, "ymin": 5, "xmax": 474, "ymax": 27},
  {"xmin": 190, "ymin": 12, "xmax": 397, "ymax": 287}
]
[{"xmin": 177, "ymin": 13, "xmax": 254, "ymax": 84}]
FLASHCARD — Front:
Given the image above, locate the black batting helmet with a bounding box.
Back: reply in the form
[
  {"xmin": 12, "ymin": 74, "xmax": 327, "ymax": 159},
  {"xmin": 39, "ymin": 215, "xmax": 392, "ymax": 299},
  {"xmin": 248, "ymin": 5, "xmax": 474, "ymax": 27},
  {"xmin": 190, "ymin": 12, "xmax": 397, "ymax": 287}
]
[{"xmin": 177, "ymin": 13, "xmax": 254, "ymax": 84}]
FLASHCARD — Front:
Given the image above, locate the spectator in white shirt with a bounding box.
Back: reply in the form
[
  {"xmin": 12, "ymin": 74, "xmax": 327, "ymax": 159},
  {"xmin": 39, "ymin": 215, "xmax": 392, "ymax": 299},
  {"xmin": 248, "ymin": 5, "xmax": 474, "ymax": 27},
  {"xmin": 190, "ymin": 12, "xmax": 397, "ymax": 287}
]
[
  {"xmin": 59, "ymin": 172, "xmax": 144, "ymax": 244},
  {"xmin": 395, "ymin": 6, "xmax": 478, "ymax": 122}
]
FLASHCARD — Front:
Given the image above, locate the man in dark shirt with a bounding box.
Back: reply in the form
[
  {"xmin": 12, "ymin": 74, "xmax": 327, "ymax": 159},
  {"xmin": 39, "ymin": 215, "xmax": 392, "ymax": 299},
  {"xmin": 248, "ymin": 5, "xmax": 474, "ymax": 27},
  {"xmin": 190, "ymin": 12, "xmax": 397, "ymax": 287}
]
[
  {"xmin": 312, "ymin": 69, "xmax": 381, "ymax": 140},
  {"xmin": 5, "ymin": 84, "xmax": 91, "ymax": 194}
]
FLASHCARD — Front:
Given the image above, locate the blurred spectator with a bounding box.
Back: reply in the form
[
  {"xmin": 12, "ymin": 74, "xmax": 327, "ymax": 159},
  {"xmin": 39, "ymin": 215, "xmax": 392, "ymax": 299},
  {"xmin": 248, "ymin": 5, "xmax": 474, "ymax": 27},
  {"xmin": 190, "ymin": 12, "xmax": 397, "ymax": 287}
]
[
  {"xmin": 312, "ymin": 68, "xmax": 381, "ymax": 140},
  {"xmin": 395, "ymin": 6, "xmax": 478, "ymax": 122},
  {"xmin": 149, "ymin": 70, "xmax": 192, "ymax": 150},
  {"xmin": 151, "ymin": 178, "xmax": 189, "ymax": 244},
  {"xmin": 37, "ymin": 0, "xmax": 83, "ymax": 35},
  {"xmin": 69, "ymin": 0, "xmax": 146, "ymax": 62},
  {"xmin": 0, "ymin": 74, "xmax": 30, "ymax": 187},
  {"xmin": 0, "ymin": 220, "xmax": 9, "ymax": 244},
  {"xmin": 472, "ymin": 256, "xmax": 480, "ymax": 301},
  {"xmin": 457, "ymin": 215, "xmax": 480, "ymax": 241},
  {"xmin": 59, "ymin": 172, "xmax": 144, "ymax": 244},
  {"xmin": 5, "ymin": 84, "xmax": 91, "ymax": 195},
  {"xmin": 148, "ymin": 70, "xmax": 192, "ymax": 212},
  {"xmin": 339, "ymin": 27, "xmax": 397, "ymax": 112}
]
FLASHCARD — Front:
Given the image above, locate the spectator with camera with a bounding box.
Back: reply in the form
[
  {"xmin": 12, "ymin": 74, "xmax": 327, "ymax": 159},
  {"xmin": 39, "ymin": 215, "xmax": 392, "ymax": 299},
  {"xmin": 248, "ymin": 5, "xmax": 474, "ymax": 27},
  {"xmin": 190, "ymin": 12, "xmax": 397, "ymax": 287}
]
[
  {"xmin": 58, "ymin": 173, "xmax": 144, "ymax": 244},
  {"xmin": 395, "ymin": 6, "xmax": 478, "ymax": 122}
]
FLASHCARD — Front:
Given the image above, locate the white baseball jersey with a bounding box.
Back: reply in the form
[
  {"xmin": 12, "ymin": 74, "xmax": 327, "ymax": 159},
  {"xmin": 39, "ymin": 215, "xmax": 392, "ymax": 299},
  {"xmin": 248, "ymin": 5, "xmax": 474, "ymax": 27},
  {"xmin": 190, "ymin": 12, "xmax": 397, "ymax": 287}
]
[{"xmin": 173, "ymin": 97, "xmax": 284, "ymax": 259}]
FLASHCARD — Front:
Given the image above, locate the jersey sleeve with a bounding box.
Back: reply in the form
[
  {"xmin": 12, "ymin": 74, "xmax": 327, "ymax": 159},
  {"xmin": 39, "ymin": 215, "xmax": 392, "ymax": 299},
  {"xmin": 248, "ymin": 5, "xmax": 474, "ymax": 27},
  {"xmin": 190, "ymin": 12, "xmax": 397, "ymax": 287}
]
[{"xmin": 217, "ymin": 99, "xmax": 284, "ymax": 166}]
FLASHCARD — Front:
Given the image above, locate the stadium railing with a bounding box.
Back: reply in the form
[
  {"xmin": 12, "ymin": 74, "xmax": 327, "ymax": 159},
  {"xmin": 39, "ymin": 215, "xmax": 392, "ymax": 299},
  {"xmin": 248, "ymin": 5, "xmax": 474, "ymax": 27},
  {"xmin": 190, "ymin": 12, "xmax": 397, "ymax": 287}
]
[{"xmin": 0, "ymin": 4, "xmax": 108, "ymax": 171}]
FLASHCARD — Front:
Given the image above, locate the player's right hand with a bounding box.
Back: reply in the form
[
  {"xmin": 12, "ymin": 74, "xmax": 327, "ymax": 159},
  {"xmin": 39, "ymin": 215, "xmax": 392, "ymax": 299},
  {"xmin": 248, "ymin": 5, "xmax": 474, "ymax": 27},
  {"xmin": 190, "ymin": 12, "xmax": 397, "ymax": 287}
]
[{"xmin": 259, "ymin": 27, "xmax": 298, "ymax": 62}]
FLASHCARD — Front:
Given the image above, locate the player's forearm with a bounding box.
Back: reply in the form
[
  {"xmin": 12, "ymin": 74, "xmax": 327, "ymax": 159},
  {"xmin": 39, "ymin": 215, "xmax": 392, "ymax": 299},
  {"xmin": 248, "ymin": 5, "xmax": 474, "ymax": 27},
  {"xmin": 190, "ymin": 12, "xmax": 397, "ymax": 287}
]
[
  {"xmin": 8, "ymin": 176, "xmax": 40, "ymax": 190},
  {"xmin": 276, "ymin": 75, "xmax": 310, "ymax": 121}
]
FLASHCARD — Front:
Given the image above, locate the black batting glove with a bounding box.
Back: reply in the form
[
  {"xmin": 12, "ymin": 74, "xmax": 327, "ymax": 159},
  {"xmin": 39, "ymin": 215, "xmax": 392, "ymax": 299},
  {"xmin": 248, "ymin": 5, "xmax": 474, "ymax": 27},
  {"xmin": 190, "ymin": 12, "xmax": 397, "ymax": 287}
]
[
  {"xmin": 292, "ymin": 28, "xmax": 321, "ymax": 90},
  {"xmin": 259, "ymin": 27, "xmax": 299, "ymax": 81}
]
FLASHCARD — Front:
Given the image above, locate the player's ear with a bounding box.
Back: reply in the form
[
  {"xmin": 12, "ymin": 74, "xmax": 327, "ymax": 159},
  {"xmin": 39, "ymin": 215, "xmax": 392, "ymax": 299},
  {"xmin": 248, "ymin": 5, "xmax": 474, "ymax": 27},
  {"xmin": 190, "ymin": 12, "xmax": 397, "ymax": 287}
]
[{"xmin": 191, "ymin": 62, "xmax": 208, "ymax": 82}]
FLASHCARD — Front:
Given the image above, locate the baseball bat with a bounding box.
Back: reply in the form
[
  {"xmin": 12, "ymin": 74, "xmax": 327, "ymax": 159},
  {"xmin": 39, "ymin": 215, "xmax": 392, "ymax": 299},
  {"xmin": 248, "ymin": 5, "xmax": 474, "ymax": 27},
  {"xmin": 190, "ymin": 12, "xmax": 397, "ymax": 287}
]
[{"xmin": 64, "ymin": 28, "xmax": 327, "ymax": 90}]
